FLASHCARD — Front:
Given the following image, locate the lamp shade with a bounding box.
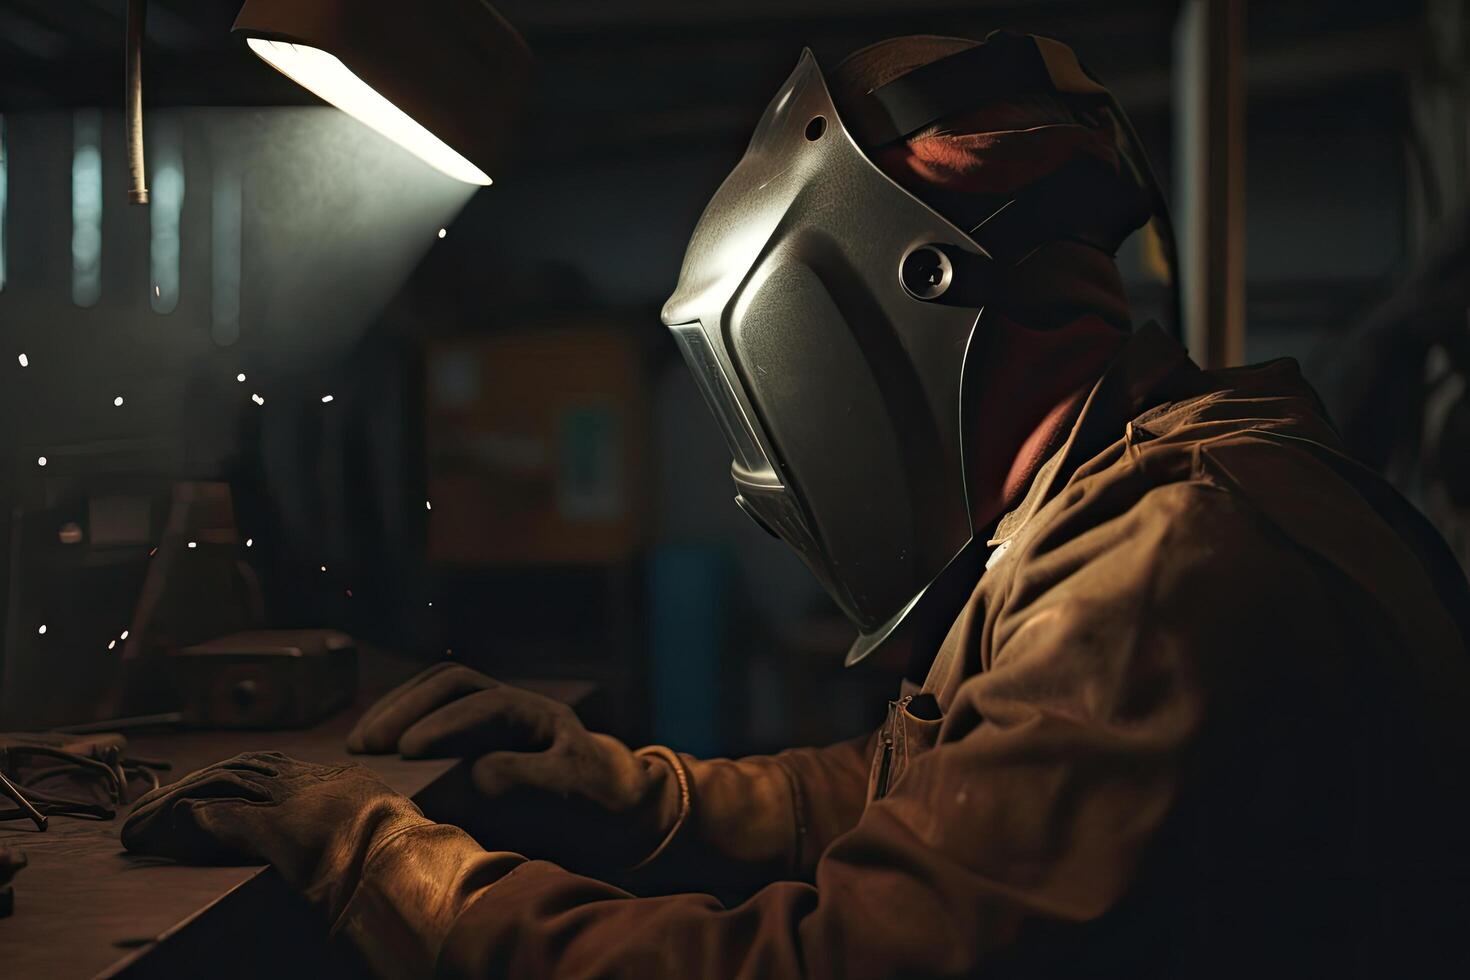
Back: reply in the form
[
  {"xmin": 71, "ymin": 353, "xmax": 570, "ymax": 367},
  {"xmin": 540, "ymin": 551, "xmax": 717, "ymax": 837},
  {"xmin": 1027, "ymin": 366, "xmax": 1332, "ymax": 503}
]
[{"xmin": 233, "ymin": 0, "xmax": 531, "ymax": 185}]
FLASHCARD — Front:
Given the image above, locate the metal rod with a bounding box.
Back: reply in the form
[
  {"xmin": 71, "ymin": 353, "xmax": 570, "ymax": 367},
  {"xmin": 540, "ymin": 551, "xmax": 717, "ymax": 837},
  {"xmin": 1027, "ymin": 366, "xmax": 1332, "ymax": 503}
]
[
  {"xmin": 0, "ymin": 768, "xmax": 47, "ymax": 832},
  {"xmin": 1173, "ymin": 0, "xmax": 1246, "ymax": 368},
  {"xmin": 126, "ymin": 0, "xmax": 149, "ymax": 205}
]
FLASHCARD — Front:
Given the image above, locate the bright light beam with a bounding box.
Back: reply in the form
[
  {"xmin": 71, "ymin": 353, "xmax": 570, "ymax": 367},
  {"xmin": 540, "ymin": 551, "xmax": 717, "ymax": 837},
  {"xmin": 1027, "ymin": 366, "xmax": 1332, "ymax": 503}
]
[{"xmin": 246, "ymin": 39, "xmax": 491, "ymax": 186}]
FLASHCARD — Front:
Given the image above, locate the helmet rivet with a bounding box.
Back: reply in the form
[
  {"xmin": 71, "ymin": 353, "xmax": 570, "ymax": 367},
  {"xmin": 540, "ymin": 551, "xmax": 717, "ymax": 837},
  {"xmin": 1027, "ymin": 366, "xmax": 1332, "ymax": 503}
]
[{"xmin": 899, "ymin": 245, "xmax": 952, "ymax": 300}]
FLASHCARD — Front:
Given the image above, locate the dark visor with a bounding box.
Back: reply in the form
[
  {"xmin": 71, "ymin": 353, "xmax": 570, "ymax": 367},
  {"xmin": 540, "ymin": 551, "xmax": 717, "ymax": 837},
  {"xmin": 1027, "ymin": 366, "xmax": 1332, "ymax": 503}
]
[{"xmin": 667, "ymin": 322, "xmax": 777, "ymax": 482}]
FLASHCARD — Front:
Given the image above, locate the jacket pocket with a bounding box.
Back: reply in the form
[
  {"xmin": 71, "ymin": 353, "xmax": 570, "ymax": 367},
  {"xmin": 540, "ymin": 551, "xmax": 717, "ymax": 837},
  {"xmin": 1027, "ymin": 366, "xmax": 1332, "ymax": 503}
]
[
  {"xmin": 868, "ymin": 694, "xmax": 944, "ymax": 802},
  {"xmin": 867, "ymin": 699, "xmax": 901, "ymax": 803}
]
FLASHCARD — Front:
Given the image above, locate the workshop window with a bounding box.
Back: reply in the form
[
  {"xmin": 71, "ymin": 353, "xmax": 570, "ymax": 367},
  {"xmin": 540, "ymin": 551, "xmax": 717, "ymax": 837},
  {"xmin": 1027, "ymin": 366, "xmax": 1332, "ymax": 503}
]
[
  {"xmin": 71, "ymin": 108, "xmax": 102, "ymax": 309},
  {"xmin": 148, "ymin": 116, "xmax": 184, "ymax": 315},
  {"xmin": 211, "ymin": 166, "xmax": 242, "ymax": 346}
]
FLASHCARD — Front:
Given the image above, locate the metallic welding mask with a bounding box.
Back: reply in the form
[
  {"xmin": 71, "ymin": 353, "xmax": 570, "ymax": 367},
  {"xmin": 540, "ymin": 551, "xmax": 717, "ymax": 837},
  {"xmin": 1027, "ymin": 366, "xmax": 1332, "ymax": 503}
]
[{"xmin": 661, "ymin": 50, "xmax": 993, "ymax": 666}]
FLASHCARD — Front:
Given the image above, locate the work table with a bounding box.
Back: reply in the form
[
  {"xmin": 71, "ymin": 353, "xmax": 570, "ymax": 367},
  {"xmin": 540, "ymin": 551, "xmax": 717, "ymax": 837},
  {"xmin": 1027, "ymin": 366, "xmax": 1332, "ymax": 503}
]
[{"xmin": 0, "ymin": 674, "xmax": 594, "ymax": 979}]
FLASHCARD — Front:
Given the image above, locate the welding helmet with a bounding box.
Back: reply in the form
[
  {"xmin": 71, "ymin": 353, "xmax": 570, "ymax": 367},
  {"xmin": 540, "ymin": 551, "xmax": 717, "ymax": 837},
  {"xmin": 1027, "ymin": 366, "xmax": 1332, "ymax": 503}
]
[{"xmin": 662, "ymin": 37, "xmax": 1172, "ymax": 665}]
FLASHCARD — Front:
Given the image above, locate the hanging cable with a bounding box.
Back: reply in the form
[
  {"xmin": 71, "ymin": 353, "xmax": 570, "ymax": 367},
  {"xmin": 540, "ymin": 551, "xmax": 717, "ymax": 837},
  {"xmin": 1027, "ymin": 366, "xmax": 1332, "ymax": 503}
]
[{"xmin": 126, "ymin": 0, "xmax": 149, "ymax": 204}]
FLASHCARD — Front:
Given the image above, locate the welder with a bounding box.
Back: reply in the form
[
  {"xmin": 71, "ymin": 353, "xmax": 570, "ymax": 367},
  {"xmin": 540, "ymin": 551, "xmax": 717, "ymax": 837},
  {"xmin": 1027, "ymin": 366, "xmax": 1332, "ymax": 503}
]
[{"xmin": 122, "ymin": 32, "xmax": 1470, "ymax": 977}]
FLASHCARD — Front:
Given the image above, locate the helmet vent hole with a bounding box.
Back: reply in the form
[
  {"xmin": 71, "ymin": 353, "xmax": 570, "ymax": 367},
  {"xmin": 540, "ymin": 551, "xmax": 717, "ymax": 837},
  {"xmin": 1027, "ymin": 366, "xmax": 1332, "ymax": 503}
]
[
  {"xmin": 900, "ymin": 245, "xmax": 953, "ymax": 301},
  {"xmin": 804, "ymin": 115, "xmax": 827, "ymax": 141}
]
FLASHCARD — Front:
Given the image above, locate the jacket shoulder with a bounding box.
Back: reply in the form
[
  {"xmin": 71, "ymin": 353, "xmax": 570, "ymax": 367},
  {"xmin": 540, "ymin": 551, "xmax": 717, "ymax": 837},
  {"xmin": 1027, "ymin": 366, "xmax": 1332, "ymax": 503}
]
[{"xmin": 992, "ymin": 478, "xmax": 1321, "ymax": 654}]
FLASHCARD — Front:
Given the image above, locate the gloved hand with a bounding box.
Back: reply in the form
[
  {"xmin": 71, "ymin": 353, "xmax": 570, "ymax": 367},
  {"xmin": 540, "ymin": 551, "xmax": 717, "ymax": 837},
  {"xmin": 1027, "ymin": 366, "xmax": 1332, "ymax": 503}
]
[
  {"xmin": 121, "ymin": 751, "xmax": 431, "ymax": 921},
  {"xmin": 347, "ymin": 664, "xmax": 686, "ymax": 871}
]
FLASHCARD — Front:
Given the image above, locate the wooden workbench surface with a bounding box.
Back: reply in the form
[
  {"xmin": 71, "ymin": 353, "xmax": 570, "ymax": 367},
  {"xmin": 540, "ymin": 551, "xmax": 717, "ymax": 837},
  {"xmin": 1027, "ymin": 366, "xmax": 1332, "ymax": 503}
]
[{"xmin": 0, "ymin": 672, "xmax": 595, "ymax": 979}]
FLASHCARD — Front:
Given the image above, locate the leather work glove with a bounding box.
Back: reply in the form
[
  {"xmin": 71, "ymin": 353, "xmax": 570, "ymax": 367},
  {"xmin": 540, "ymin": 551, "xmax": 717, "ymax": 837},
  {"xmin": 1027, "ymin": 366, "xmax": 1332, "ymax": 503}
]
[
  {"xmin": 122, "ymin": 751, "xmax": 524, "ymax": 976},
  {"xmin": 120, "ymin": 751, "xmax": 431, "ymax": 920},
  {"xmin": 347, "ymin": 664, "xmax": 687, "ymax": 872}
]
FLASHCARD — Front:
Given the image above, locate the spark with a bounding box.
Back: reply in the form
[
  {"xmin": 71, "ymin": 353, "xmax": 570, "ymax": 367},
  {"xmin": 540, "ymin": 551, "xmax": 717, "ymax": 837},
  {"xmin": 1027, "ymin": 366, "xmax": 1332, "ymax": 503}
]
[
  {"xmin": 251, "ymin": 393, "xmax": 265, "ymax": 405},
  {"xmin": 36, "ymin": 456, "xmax": 47, "ymax": 467},
  {"xmin": 108, "ymin": 639, "xmax": 117, "ymax": 650},
  {"xmin": 236, "ymin": 373, "xmax": 246, "ymax": 382},
  {"xmin": 320, "ymin": 564, "xmax": 327, "ymax": 572},
  {"xmin": 17, "ymin": 353, "xmax": 28, "ymax": 367},
  {"xmin": 438, "ymin": 228, "xmax": 447, "ymax": 239},
  {"xmin": 245, "ymin": 537, "xmax": 253, "ymax": 548},
  {"xmin": 187, "ymin": 541, "xmax": 198, "ymax": 549},
  {"xmin": 113, "ymin": 395, "xmax": 124, "ymax": 407},
  {"xmin": 321, "ymin": 394, "xmax": 334, "ymax": 404},
  {"xmin": 120, "ymin": 630, "xmax": 129, "ymax": 640},
  {"xmin": 37, "ymin": 625, "xmax": 47, "ymax": 635},
  {"xmin": 425, "ymin": 500, "xmax": 432, "ymax": 510},
  {"xmin": 154, "ymin": 284, "xmax": 160, "ymax": 297}
]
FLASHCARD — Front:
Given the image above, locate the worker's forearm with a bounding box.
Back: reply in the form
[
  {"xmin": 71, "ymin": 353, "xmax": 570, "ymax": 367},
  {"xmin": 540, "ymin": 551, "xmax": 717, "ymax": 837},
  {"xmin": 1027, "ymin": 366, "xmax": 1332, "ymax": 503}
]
[
  {"xmin": 331, "ymin": 734, "xmax": 874, "ymax": 973},
  {"xmin": 628, "ymin": 734, "xmax": 875, "ymax": 894},
  {"xmin": 332, "ymin": 823, "xmax": 525, "ymax": 979}
]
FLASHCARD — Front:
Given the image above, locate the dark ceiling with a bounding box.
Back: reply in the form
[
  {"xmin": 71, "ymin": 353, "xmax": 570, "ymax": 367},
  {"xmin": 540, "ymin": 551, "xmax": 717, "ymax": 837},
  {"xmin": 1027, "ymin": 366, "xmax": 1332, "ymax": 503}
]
[
  {"xmin": 0, "ymin": 2, "xmax": 1182, "ymax": 109},
  {"xmin": 0, "ymin": 0, "xmax": 1423, "ymax": 168},
  {"xmin": 0, "ymin": 4, "xmax": 1422, "ymax": 119}
]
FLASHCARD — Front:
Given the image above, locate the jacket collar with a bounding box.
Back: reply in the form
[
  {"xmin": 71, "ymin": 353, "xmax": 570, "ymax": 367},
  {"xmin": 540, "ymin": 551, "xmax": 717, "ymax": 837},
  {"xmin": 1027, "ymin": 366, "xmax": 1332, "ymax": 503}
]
[{"xmin": 990, "ymin": 322, "xmax": 1194, "ymax": 547}]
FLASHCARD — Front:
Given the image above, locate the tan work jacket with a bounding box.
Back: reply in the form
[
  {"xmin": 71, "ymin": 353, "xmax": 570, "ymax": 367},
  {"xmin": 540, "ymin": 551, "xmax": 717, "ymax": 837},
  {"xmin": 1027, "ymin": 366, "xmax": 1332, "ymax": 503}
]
[{"xmin": 344, "ymin": 325, "xmax": 1470, "ymax": 978}]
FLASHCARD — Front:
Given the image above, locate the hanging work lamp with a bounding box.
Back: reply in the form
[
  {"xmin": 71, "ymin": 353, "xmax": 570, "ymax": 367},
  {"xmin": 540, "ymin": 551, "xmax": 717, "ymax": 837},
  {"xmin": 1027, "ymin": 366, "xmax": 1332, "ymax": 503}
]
[{"xmin": 233, "ymin": 0, "xmax": 532, "ymax": 186}]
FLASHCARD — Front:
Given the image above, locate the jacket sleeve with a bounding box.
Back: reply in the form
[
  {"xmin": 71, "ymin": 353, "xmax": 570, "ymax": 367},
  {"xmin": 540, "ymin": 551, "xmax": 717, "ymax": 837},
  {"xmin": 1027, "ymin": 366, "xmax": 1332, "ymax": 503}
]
[
  {"xmin": 622, "ymin": 733, "xmax": 876, "ymax": 896},
  {"xmin": 342, "ymin": 483, "xmax": 1332, "ymax": 978}
]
